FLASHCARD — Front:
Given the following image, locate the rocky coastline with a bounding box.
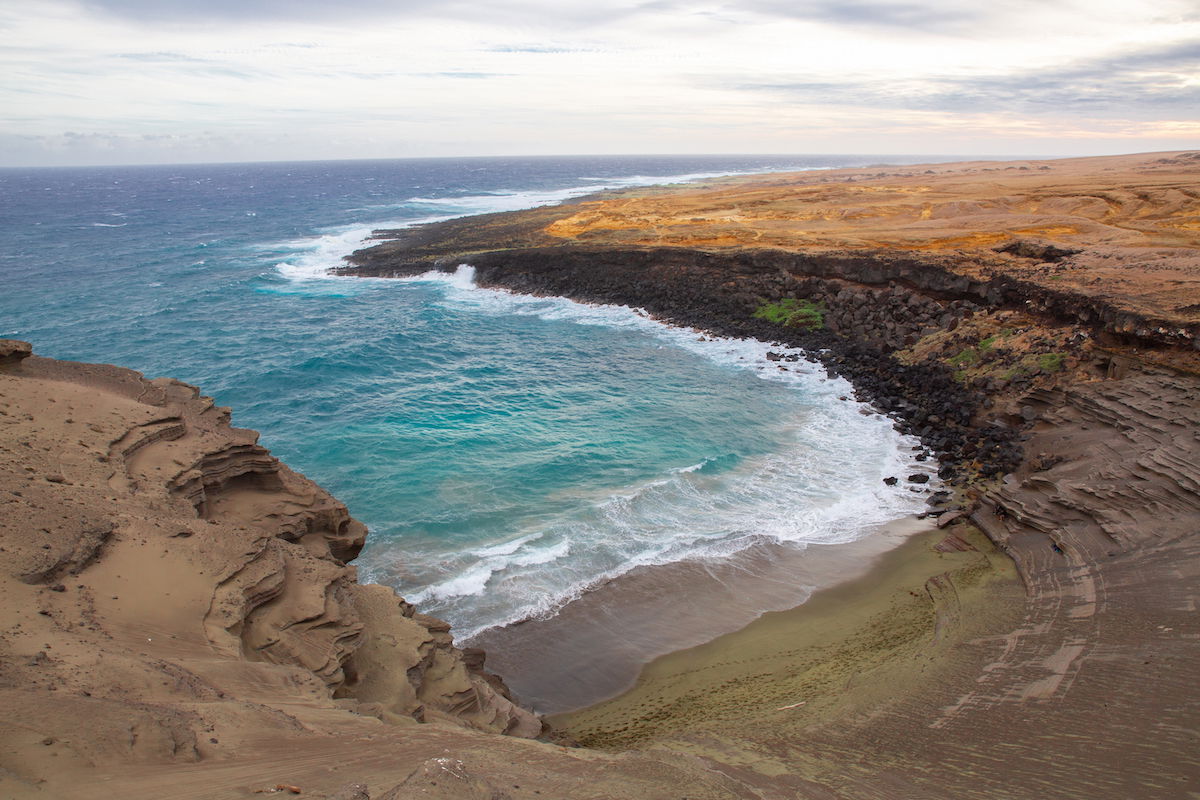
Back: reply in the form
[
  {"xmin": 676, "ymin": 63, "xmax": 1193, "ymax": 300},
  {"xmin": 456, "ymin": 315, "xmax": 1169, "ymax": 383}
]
[
  {"xmin": 336, "ymin": 151, "xmax": 1200, "ymax": 796},
  {"xmin": 3, "ymin": 152, "xmax": 1198, "ymax": 798},
  {"xmin": 345, "ymin": 245, "xmax": 1041, "ymax": 485}
]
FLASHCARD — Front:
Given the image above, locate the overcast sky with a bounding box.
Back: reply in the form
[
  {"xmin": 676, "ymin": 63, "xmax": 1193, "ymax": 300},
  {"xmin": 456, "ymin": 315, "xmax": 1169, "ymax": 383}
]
[{"xmin": 2, "ymin": 0, "xmax": 1197, "ymax": 165}]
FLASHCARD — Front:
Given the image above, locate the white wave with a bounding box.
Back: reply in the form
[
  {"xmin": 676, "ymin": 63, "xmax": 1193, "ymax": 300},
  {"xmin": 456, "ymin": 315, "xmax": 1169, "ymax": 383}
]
[
  {"xmin": 470, "ymin": 531, "xmax": 545, "ymax": 558},
  {"xmin": 267, "ymin": 164, "xmax": 814, "ymax": 285},
  {"xmin": 271, "ymin": 223, "xmax": 390, "ymax": 282},
  {"xmin": 90, "ymin": 222, "xmax": 127, "ymax": 227},
  {"xmin": 377, "ymin": 264, "xmax": 938, "ymax": 639},
  {"xmin": 409, "ymin": 537, "xmax": 572, "ymax": 606}
]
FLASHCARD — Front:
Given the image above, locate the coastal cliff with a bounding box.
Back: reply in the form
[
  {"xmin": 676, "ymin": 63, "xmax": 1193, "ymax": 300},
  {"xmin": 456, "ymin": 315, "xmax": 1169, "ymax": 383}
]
[
  {"xmin": 0, "ymin": 341, "xmax": 588, "ymax": 797},
  {"xmin": 343, "ymin": 152, "xmax": 1200, "ymax": 488},
  {"xmin": 0, "ymin": 346, "xmax": 797, "ymax": 797}
]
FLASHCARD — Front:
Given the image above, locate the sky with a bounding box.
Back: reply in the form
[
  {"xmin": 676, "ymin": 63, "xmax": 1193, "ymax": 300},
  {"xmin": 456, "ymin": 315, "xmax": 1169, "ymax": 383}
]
[{"xmin": 1, "ymin": 0, "xmax": 1198, "ymax": 166}]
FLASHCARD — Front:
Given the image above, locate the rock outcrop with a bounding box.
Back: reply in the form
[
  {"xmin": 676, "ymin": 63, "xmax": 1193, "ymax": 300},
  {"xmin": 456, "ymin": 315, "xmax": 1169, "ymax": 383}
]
[{"xmin": 0, "ymin": 345, "xmax": 547, "ymax": 797}]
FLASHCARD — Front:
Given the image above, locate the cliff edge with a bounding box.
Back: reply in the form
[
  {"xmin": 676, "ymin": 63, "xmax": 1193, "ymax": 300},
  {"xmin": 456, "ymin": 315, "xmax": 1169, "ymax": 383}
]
[
  {"xmin": 0, "ymin": 341, "xmax": 621, "ymax": 797},
  {"xmin": 0, "ymin": 343, "xmax": 788, "ymax": 798}
]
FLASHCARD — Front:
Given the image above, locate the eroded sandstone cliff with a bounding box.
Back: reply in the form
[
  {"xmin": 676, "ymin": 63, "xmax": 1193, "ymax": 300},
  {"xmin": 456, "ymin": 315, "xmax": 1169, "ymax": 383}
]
[{"xmin": 0, "ymin": 340, "xmax": 563, "ymax": 798}]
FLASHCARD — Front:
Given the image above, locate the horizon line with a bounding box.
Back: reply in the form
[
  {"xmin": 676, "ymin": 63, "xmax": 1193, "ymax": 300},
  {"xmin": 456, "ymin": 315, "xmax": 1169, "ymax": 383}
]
[{"xmin": 0, "ymin": 150, "xmax": 1119, "ymax": 171}]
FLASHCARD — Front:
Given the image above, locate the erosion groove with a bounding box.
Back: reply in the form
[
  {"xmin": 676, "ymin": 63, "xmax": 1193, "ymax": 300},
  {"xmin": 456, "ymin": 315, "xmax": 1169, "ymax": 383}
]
[{"xmin": 0, "ymin": 346, "xmax": 546, "ymax": 800}]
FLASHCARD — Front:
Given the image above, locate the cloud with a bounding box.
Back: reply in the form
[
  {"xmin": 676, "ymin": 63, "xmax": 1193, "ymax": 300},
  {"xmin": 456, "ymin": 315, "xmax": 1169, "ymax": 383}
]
[
  {"xmin": 416, "ymin": 72, "xmax": 510, "ymax": 80},
  {"xmin": 486, "ymin": 45, "xmax": 587, "ymax": 54},
  {"xmin": 4, "ymin": 0, "xmax": 1198, "ymax": 165},
  {"xmin": 736, "ymin": 38, "xmax": 1200, "ymax": 119},
  {"xmin": 115, "ymin": 51, "xmax": 209, "ymax": 62},
  {"xmin": 109, "ymin": 51, "xmax": 266, "ymax": 79},
  {"xmin": 78, "ymin": 0, "xmax": 648, "ymax": 27},
  {"xmin": 1107, "ymin": 38, "xmax": 1200, "ymax": 70},
  {"xmin": 738, "ymin": 0, "xmax": 980, "ymax": 31},
  {"xmin": 81, "ymin": 0, "xmax": 423, "ymax": 23},
  {"xmin": 631, "ymin": 0, "xmax": 1030, "ymax": 32}
]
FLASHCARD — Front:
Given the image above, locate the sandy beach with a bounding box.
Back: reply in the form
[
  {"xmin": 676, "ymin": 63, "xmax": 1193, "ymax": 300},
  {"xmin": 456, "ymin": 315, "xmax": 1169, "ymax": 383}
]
[
  {"xmin": 341, "ymin": 150, "xmax": 1200, "ymax": 796},
  {"xmin": 554, "ymin": 521, "xmax": 1021, "ymax": 748},
  {"xmin": 475, "ymin": 515, "xmax": 943, "ymax": 714}
]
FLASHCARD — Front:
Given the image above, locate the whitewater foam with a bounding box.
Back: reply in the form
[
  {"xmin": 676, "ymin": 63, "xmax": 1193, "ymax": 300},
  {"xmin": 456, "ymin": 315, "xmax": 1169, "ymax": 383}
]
[
  {"xmin": 366, "ymin": 264, "xmax": 936, "ymax": 640},
  {"xmin": 267, "ymin": 165, "xmax": 812, "ymax": 286}
]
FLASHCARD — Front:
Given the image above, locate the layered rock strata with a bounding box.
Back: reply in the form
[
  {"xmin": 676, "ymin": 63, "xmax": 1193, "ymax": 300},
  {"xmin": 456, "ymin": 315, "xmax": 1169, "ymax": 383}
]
[{"xmin": 0, "ymin": 343, "xmax": 557, "ymax": 798}]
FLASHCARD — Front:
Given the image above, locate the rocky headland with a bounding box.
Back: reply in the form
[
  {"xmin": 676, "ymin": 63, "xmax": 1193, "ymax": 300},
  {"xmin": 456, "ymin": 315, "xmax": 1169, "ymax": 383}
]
[{"xmin": 2, "ymin": 151, "xmax": 1198, "ymax": 798}]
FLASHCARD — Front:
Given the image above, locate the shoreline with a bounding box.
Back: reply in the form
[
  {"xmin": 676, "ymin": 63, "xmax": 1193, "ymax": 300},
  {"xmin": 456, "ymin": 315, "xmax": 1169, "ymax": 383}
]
[
  {"xmin": 383, "ymin": 266, "xmax": 946, "ymax": 715},
  {"xmin": 471, "ymin": 514, "xmax": 939, "ymax": 715}
]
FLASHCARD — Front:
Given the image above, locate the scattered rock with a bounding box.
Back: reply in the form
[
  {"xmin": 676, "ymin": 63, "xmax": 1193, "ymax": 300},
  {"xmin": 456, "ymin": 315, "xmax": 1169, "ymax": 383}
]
[
  {"xmin": 329, "ymin": 784, "xmax": 370, "ymax": 800},
  {"xmin": 0, "ymin": 339, "xmax": 32, "ymax": 366},
  {"xmin": 379, "ymin": 757, "xmax": 511, "ymax": 800},
  {"xmin": 936, "ymin": 511, "xmax": 966, "ymax": 529}
]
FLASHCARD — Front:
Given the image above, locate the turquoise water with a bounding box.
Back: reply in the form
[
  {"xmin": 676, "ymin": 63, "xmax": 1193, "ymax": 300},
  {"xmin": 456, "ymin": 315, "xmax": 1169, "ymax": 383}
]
[{"xmin": 0, "ymin": 155, "xmax": 937, "ymax": 638}]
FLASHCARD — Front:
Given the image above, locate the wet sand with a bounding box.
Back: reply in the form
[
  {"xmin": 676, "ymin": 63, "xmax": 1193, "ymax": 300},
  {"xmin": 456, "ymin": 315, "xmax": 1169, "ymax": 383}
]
[{"xmin": 471, "ymin": 515, "xmax": 937, "ymax": 714}]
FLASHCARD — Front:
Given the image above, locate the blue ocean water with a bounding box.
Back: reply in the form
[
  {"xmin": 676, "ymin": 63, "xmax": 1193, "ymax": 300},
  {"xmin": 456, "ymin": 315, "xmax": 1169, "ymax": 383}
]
[{"xmin": 0, "ymin": 155, "xmax": 938, "ymax": 639}]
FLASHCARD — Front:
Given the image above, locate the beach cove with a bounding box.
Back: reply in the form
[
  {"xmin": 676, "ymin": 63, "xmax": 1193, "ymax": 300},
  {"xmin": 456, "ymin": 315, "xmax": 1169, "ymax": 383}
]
[
  {"xmin": 1, "ymin": 152, "xmax": 1199, "ymax": 797},
  {"xmin": 342, "ymin": 150, "xmax": 1200, "ymax": 795}
]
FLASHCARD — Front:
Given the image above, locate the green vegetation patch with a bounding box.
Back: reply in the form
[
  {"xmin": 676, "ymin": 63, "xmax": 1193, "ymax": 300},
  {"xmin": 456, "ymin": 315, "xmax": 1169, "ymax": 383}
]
[
  {"xmin": 754, "ymin": 298, "xmax": 826, "ymax": 330},
  {"xmin": 948, "ymin": 347, "xmax": 979, "ymax": 366},
  {"xmin": 1037, "ymin": 352, "xmax": 1066, "ymax": 372},
  {"xmin": 978, "ymin": 335, "xmax": 997, "ymax": 351},
  {"xmin": 1003, "ymin": 352, "xmax": 1068, "ymax": 380}
]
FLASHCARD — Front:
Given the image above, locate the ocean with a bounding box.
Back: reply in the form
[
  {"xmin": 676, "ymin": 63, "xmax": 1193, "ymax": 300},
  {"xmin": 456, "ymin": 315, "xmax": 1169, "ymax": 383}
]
[{"xmin": 1, "ymin": 154, "xmax": 944, "ymax": 708}]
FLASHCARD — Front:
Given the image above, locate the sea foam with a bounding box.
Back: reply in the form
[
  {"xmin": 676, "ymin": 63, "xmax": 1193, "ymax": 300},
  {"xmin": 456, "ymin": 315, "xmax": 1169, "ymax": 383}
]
[
  {"xmin": 267, "ymin": 165, "xmax": 812, "ymax": 287},
  {"xmin": 362, "ymin": 264, "xmax": 936, "ymax": 640}
]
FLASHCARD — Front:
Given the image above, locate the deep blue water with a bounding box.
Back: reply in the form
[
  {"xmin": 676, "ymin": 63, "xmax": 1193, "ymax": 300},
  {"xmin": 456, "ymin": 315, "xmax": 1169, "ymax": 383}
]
[{"xmin": 0, "ymin": 155, "xmax": 938, "ymax": 637}]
